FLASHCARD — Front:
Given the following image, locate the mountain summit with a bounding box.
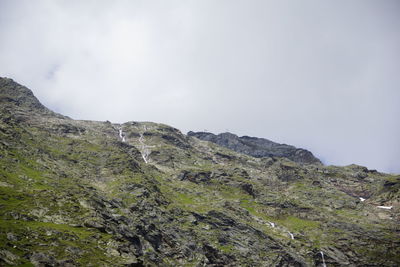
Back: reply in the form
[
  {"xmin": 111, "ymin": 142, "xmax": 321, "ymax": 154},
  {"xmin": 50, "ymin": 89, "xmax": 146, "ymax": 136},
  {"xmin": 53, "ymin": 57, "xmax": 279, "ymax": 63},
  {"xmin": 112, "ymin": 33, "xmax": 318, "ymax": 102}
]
[
  {"xmin": 0, "ymin": 78, "xmax": 51, "ymax": 114},
  {"xmin": 0, "ymin": 78, "xmax": 399, "ymax": 266}
]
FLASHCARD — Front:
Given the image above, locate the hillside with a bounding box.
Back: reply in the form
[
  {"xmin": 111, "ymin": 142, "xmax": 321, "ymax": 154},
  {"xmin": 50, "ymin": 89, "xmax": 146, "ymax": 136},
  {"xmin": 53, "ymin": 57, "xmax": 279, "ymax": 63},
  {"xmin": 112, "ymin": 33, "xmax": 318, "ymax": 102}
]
[{"xmin": 0, "ymin": 77, "xmax": 399, "ymax": 266}]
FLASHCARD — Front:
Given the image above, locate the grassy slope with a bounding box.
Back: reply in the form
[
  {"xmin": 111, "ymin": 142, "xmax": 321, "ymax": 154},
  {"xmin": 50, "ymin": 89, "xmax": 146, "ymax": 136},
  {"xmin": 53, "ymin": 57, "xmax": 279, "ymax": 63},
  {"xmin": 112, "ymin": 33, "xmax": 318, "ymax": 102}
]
[{"xmin": 0, "ymin": 85, "xmax": 399, "ymax": 266}]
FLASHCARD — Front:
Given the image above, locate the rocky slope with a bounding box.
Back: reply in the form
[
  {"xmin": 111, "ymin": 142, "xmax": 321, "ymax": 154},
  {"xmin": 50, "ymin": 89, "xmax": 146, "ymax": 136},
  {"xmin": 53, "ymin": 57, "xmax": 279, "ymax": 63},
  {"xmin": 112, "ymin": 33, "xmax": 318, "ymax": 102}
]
[
  {"xmin": 0, "ymin": 77, "xmax": 399, "ymax": 266},
  {"xmin": 187, "ymin": 131, "xmax": 322, "ymax": 165}
]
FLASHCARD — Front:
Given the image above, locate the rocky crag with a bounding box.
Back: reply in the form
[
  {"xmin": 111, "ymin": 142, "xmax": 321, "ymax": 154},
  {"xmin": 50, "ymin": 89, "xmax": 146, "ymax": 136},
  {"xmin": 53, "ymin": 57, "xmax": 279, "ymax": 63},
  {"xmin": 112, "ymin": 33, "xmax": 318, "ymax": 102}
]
[
  {"xmin": 187, "ymin": 131, "xmax": 322, "ymax": 165},
  {"xmin": 0, "ymin": 77, "xmax": 399, "ymax": 266}
]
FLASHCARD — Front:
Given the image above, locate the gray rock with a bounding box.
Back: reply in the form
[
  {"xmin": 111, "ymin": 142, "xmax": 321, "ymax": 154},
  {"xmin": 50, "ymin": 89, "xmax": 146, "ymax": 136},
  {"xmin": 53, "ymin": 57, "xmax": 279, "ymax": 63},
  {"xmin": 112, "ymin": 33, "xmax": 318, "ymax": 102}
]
[
  {"xmin": 0, "ymin": 249, "xmax": 19, "ymax": 265},
  {"xmin": 188, "ymin": 131, "xmax": 322, "ymax": 165}
]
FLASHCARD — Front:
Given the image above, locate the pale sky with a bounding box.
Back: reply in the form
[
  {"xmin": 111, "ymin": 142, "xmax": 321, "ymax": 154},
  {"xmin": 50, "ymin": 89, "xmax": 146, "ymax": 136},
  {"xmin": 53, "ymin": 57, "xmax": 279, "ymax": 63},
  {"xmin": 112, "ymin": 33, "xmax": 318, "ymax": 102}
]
[{"xmin": 0, "ymin": 0, "xmax": 399, "ymax": 173}]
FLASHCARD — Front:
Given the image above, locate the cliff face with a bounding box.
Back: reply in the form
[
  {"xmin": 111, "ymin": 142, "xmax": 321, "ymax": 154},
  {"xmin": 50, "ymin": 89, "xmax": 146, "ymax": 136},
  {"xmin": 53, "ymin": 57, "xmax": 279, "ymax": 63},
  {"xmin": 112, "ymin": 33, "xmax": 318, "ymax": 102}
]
[
  {"xmin": 0, "ymin": 78, "xmax": 399, "ymax": 266},
  {"xmin": 187, "ymin": 131, "xmax": 322, "ymax": 165}
]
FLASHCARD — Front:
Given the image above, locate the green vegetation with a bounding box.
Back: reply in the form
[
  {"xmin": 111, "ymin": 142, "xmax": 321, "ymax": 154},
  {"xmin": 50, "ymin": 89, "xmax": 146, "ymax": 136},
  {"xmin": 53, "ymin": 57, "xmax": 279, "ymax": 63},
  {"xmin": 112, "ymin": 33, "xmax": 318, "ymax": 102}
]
[{"xmin": 0, "ymin": 78, "xmax": 399, "ymax": 266}]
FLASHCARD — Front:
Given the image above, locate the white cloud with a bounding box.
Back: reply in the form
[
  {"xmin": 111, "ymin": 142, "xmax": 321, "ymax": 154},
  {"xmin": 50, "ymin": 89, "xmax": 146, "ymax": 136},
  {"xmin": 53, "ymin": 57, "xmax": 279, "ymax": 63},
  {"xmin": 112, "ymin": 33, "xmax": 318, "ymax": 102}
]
[{"xmin": 0, "ymin": 0, "xmax": 399, "ymax": 173}]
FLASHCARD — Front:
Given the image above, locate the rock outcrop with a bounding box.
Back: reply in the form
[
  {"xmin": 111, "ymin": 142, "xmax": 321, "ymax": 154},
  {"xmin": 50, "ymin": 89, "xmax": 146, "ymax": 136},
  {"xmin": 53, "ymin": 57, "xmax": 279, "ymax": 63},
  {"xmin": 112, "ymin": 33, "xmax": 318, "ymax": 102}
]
[{"xmin": 188, "ymin": 131, "xmax": 322, "ymax": 165}]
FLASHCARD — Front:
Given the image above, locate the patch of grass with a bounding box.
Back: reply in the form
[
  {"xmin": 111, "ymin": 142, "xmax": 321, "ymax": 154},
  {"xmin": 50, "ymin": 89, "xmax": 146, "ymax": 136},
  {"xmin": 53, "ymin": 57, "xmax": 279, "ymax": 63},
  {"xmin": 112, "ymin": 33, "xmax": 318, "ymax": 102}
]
[
  {"xmin": 276, "ymin": 216, "xmax": 320, "ymax": 232},
  {"xmin": 240, "ymin": 199, "xmax": 257, "ymax": 214},
  {"xmin": 0, "ymin": 219, "xmax": 119, "ymax": 266},
  {"xmin": 175, "ymin": 192, "xmax": 196, "ymax": 205},
  {"xmin": 216, "ymin": 243, "xmax": 234, "ymax": 253}
]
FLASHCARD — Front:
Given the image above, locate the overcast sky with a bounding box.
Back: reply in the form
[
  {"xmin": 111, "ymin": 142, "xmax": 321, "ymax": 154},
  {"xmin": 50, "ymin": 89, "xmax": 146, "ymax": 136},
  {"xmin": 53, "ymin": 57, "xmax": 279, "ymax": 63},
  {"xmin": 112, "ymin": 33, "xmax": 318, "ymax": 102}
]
[{"xmin": 0, "ymin": 0, "xmax": 399, "ymax": 173}]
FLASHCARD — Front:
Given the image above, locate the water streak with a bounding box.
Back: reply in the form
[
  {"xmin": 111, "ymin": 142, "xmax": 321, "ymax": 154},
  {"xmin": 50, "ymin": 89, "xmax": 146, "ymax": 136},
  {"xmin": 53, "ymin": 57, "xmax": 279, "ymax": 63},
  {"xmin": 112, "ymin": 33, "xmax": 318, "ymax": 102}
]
[
  {"xmin": 118, "ymin": 127, "xmax": 126, "ymax": 142},
  {"xmin": 138, "ymin": 128, "xmax": 151, "ymax": 163},
  {"xmin": 377, "ymin": 206, "xmax": 392, "ymax": 209},
  {"xmin": 288, "ymin": 231, "xmax": 294, "ymax": 239},
  {"xmin": 320, "ymin": 251, "xmax": 326, "ymax": 267}
]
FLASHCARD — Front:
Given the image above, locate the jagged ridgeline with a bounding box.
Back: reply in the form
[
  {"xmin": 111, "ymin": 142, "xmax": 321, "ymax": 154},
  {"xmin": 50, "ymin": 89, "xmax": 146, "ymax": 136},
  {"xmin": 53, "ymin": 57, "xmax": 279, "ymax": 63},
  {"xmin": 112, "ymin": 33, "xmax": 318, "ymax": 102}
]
[{"xmin": 0, "ymin": 77, "xmax": 399, "ymax": 266}]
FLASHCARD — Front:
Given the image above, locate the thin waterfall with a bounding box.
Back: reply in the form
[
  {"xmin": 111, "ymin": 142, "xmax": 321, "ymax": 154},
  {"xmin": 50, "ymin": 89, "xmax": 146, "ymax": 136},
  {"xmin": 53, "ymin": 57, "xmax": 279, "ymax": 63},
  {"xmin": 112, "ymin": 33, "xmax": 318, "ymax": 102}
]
[
  {"xmin": 377, "ymin": 206, "xmax": 392, "ymax": 209},
  {"xmin": 139, "ymin": 131, "xmax": 150, "ymax": 163},
  {"xmin": 288, "ymin": 232, "xmax": 294, "ymax": 239},
  {"xmin": 118, "ymin": 127, "xmax": 126, "ymax": 142},
  {"xmin": 320, "ymin": 251, "xmax": 326, "ymax": 267}
]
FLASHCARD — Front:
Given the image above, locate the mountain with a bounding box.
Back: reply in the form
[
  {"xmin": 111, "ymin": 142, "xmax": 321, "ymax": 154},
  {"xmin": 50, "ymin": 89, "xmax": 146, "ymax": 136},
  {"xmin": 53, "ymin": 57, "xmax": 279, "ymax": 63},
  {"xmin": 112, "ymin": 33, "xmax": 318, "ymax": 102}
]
[
  {"xmin": 187, "ymin": 131, "xmax": 322, "ymax": 165},
  {"xmin": 0, "ymin": 77, "xmax": 399, "ymax": 266}
]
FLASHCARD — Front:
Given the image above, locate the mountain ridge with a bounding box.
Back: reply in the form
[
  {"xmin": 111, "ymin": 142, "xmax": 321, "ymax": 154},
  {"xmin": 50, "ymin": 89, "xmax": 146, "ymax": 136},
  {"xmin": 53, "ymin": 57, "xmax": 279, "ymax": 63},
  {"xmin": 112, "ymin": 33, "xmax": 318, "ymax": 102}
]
[
  {"xmin": 0, "ymin": 77, "xmax": 399, "ymax": 266},
  {"xmin": 188, "ymin": 131, "xmax": 322, "ymax": 165}
]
